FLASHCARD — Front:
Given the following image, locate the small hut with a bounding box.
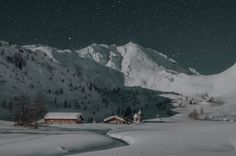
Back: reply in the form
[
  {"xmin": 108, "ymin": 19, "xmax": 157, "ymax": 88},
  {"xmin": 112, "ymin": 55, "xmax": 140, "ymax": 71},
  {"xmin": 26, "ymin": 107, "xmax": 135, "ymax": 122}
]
[
  {"xmin": 44, "ymin": 112, "xmax": 84, "ymax": 124},
  {"xmin": 104, "ymin": 115, "xmax": 127, "ymax": 124}
]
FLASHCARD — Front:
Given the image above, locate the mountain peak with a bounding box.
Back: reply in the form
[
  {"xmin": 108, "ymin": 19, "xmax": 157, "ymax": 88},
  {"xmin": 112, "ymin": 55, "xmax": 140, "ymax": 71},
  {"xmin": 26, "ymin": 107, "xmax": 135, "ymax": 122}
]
[
  {"xmin": 124, "ymin": 41, "xmax": 141, "ymax": 47},
  {"xmin": 0, "ymin": 40, "xmax": 10, "ymax": 46}
]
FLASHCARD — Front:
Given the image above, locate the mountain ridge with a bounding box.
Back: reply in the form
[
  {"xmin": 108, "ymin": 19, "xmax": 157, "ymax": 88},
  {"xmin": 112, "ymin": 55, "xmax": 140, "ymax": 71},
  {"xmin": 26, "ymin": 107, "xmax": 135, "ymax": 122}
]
[
  {"xmin": 0, "ymin": 41, "xmax": 170, "ymax": 121},
  {"xmin": 1, "ymin": 40, "xmax": 236, "ymax": 121},
  {"xmin": 23, "ymin": 41, "xmax": 236, "ymax": 96}
]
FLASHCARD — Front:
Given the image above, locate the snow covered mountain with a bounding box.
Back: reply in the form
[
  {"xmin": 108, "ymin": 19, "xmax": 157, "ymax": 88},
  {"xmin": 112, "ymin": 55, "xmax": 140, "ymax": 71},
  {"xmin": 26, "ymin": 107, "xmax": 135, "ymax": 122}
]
[
  {"xmin": 25, "ymin": 42, "xmax": 199, "ymax": 93},
  {"xmin": 0, "ymin": 41, "xmax": 169, "ymax": 121},
  {"xmin": 1, "ymin": 40, "xmax": 236, "ymax": 121},
  {"xmin": 75, "ymin": 42, "xmax": 193, "ymax": 73},
  {"xmin": 76, "ymin": 42, "xmax": 236, "ymax": 97},
  {"xmin": 74, "ymin": 41, "xmax": 236, "ymax": 97},
  {"xmin": 24, "ymin": 42, "xmax": 236, "ymax": 96}
]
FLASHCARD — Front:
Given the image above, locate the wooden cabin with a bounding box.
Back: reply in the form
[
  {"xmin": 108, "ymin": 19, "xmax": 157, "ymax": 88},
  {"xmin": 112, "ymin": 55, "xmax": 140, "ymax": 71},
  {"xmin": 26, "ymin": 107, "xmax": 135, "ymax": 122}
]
[
  {"xmin": 44, "ymin": 112, "xmax": 84, "ymax": 124},
  {"xmin": 104, "ymin": 115, "xmax": 127, "ymax": 124}
]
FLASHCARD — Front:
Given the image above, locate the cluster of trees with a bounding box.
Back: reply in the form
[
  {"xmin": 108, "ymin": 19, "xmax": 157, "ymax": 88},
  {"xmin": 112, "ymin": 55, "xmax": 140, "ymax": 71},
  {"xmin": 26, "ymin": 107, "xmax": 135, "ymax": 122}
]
[
  {"xmin": 188, "ymin": 107, "xmax": 204, "ymax": 120},
  {"xmin": 6, "ymin": 50, "xmax": 26, "ymax": 70},
  {"xmin": 14, "ymin": 94, "xmax": 47, "ymax": 129},
  {"xmin": 1, "ymin": 100, "xmax": 13, "ymax": 111}
]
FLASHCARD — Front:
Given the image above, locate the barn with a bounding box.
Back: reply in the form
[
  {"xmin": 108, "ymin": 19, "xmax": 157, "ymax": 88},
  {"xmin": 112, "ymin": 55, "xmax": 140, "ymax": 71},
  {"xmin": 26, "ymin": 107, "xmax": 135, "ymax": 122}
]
[
  {"xmin": 44, "ymin": 112, "xmax": 84, "ymax": 124},
  {"xmin": 104, "ymin": 115, "xmax": 127, "ymax": 124}
]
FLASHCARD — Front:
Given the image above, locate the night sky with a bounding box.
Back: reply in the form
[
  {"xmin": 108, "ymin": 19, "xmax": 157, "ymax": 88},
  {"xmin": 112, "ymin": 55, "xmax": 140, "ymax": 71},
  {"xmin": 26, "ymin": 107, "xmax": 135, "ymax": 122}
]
[{"xmin": 0, "ymin": 0, "xmax": 235, "ymax": 74}]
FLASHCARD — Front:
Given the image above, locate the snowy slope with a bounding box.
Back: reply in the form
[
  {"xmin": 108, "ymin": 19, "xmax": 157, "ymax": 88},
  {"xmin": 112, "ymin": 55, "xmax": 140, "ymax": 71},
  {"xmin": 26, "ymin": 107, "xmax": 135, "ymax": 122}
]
[
  {"xmin": 2, "ymin": 40, "xmax": 236, "ymax": 121},
  {"xmin": 76, "ymin": 42, "xmax": 193, "ymax": 73},
  {"xmin": 73, "ymin": 42, "xmax": 236, "ymax": 120},
  {"xmin": 75, "ymin": 43, "xmax": 123, "ymax": 71},
  {"xmin": 75, "ymin": 42, "xmax": 201, "ymax": 94},
  {"xmin": 211, "ymin": 63, "xmax": 236, "ymax": 95},
  {"xmin": 75, "ymin": 42, "xmax": 236, "ymax": 96},
  {"xmin": 24, "ymin": 42, "xmax": 236, "ymax": 97},
  {"xmin": 25, "ymin": 42, "xmax": 197, "ymax": 95},
  {"xmin": 153, "ymin": 63, "xmax": 236, "ymax": 96},
  {"xmin": 0, "ymin": 41, "xmax": 169, "ymax": 121}
]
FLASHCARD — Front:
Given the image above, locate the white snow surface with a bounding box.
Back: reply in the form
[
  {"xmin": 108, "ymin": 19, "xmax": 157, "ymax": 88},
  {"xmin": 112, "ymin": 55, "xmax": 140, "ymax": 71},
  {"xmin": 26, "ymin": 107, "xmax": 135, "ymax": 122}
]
[
  {"xmin": 0, "ymin": 122, "xmax": 115, "ymax": 156},
  {"xmin": 24, "ymin": 42, "xmax": 236, "ymax": 97},
  {"xmin": 23, "ymin": 45, "xmax": 60, "ymax": 63},
  {"xmin": 101, "ymin": 121, "xmax": 236, "ymax": 156},
  {"xmin": 44, "ymin": 112, "xmax": 84, "ymax": 120},
  {"xmin": 2, "ymin": 85, "xmax": 236, "ymax": 156},
  {"xmin": 2, "ymin": 118, "xmax": 236, "ymax": 156},
  {"xmin": 103, "ymin": 115, "xmax": 126, "ymax": 122}
]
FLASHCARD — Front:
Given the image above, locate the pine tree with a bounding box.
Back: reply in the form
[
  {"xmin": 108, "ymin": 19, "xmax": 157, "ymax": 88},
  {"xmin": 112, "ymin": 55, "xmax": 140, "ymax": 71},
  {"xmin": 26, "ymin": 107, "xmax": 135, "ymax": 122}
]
[
  {"xmin": 60, "ymin": 88, "xmax": 64, "ymax": 94},
  {"xmin": 82, "ymin": 86, "xmax": 85, "ymax": 93},
  {"xmin": 69, "ymin": 82, "xmax": 73, "ymax": 88},
  {"xmin": 54, "ymin": 98, "xmax": 57, "ymax": 104},
  {"xmin": 14, "ymin": 94, "xmax": 31, "ymax": 126},
  {"xmin": 89, "ymin": 83, "xmax": 93, "ymax": 90},
  {"xmin": 8, "ymin": 101, "xmax": 13, "ymax": 111},
  {"xmin": 124, "ymin": 107, "xmax": 132, "ymax": 120},
  {"xmin": 117, "ymin": 107, "xmax": 120, "ymax": 115},
  {"xmin": 64, "ymin": 100, "xmax": 68, "ymax": 108},
  {"xmin": 83, "ymin": 105, "xmax": 87, "ymax": 111},
  {"xmin": 33, "ymin": 93, "xmax": 47, "ymax": 129},
  {"xmin": 2, "ymin": 100, "xmax": 6, "ymax": 108},
  {"xmin": 68, "ymin": 102, "xmax": 71, "ymax": 108}
]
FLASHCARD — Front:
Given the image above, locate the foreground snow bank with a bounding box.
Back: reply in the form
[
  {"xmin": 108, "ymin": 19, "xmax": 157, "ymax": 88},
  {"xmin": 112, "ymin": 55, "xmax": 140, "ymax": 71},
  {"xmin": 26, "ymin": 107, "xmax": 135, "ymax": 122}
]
[
  {"xmin": 0, "ymin": 124, "xmax": 115, "ymax": 156},
  {"xmin": 2, "ymin": 121, "xmax": 236, "ymax": 156},
  {"xmin": 0, "ymin": 133, "xmax": 114, "ymax": 156},
  {"xmin": 74, "ymin": 121, "xmax": 236, "ymax": 156},
  {"xmin": 0, "ymin": 122, "xmax": 129, "ymax": 156}
]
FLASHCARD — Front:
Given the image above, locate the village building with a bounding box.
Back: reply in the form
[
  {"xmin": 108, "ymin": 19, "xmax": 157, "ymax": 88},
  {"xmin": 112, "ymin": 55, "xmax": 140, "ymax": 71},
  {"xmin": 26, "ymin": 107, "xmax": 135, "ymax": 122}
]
[
  {"xmin": 133, "ymin": 109, "xmax": 143, "ymax": 124},
  {"xmin": 44, "ymin": 112, "xmax": 84, "ymax": 124},
  {"xmin": 104, "ymin": 115, "xmax": 127, "ymax": 124}
]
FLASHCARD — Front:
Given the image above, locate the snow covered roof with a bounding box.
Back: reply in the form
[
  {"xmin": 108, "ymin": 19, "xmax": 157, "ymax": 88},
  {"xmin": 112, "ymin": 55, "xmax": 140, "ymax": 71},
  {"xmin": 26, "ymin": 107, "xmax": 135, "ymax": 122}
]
[
  {"xmin": 104, "ymin": 116, "xmax": 126, "ymax": 122},
  {"xmin": 44, "ymin": 112, "xmax": 84, "ymax": 120}
]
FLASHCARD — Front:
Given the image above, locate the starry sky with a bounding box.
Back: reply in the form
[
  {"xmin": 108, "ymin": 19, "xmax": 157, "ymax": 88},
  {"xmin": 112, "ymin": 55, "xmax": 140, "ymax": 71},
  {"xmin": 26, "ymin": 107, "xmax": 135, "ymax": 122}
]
[{"xmin": 0, "ymin": 0, "xmax": 236, "ymax": 74}]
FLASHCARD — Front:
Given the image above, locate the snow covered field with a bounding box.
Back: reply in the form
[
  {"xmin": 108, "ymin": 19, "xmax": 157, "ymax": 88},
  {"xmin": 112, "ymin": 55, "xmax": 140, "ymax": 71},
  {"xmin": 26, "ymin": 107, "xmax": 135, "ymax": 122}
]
[
  {"xmin": 0, "ymin": 121, "xmax": 126, "ymax": 156},
  {"xmin": 1, "ymin": 117, "xmax": 236, "ymax": 156},
  {"xmin": 1, "ymin": 89, "xmax": 236, "ymax": 156},
  {"xmin": 101, "ymin": 121, "xmax": 236, "ymax": 156}
]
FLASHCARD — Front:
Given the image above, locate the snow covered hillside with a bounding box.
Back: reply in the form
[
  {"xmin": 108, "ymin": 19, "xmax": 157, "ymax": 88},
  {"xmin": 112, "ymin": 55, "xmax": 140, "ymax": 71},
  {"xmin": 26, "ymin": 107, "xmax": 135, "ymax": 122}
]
[
  {"xmin": 29, "ymin": 41, "xmax": 236, "ymax": 97},
  {"xmin": 75, "ymin": 42, "xmax": 198, "ymax": 91},
  {"xmin": 1, "ymin": 40, "xmax": 236, "ymax": 121},
  {"xmin": 0, "ymin": 41, "xmax": 169, "ymax": 121},
  {"xmin": 74, "ymin": 42, "xmax": 236, "ymax": 97},
  {"xmin": 25, "ymin": 42, "xmax": 200, "ymax": 94}
]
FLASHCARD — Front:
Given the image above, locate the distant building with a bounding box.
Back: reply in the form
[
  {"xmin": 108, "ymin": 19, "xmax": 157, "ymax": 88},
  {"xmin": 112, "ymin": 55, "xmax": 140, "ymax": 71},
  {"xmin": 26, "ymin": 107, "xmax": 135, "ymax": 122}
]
[
  {"xmin": 133, "ymin": 109, "xmax": 143, "ymax": 124},
  {"xmin": 44, "ymin": 112, "xmax": 84, "ymax": 124},
  {"xmin": 104, "ymin": 115, "xmax": 127, "ymax": 124}
]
